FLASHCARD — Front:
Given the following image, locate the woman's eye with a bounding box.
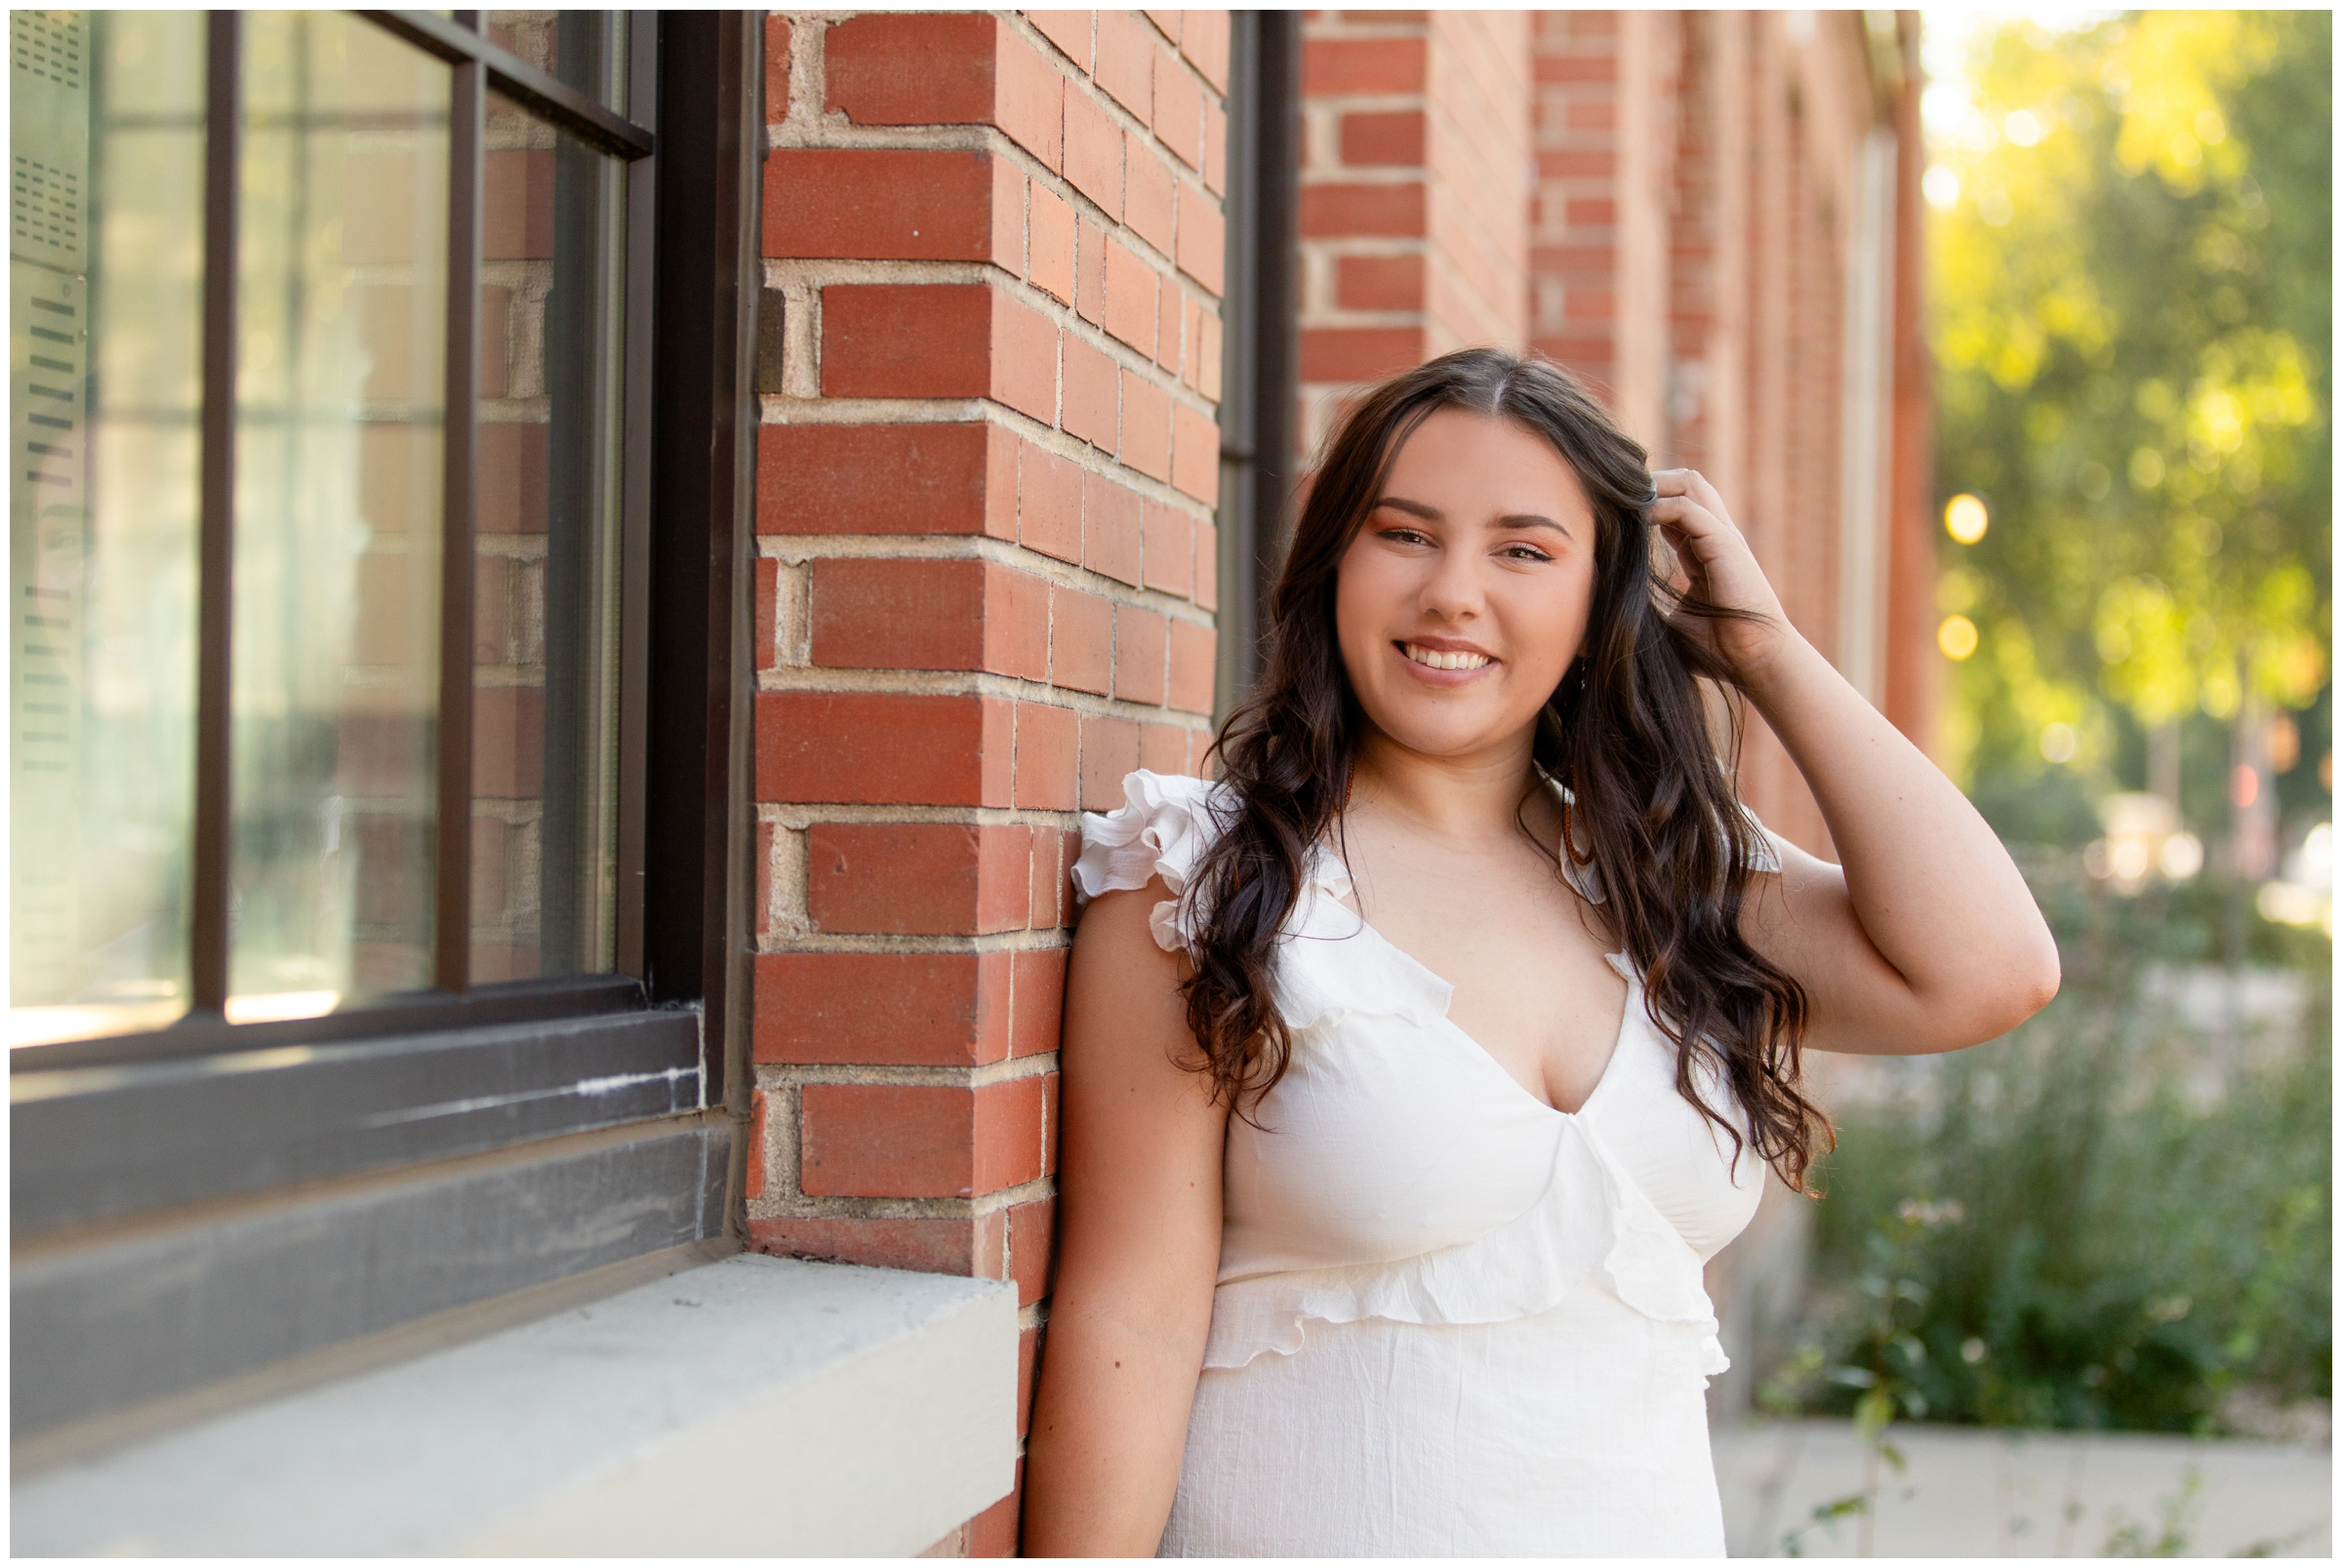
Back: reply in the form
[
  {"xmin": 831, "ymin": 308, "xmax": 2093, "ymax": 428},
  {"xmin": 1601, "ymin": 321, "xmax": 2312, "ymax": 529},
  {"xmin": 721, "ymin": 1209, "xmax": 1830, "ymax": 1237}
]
[
  {"xmin": 1501, "ymin": 544, "xmax": 1553, "ymax": 562},
  {"xmin": 1379, "ymin": 527, "xmax": 1432, "ymax": 546}
]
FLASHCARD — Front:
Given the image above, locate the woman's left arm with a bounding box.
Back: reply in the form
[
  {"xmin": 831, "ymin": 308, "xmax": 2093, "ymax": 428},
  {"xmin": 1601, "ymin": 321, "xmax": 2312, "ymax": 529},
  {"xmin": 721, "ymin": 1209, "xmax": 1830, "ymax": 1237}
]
[{"xmin": 1650, "ymin": 469, "xmax": 2060, "ymax": 1056}]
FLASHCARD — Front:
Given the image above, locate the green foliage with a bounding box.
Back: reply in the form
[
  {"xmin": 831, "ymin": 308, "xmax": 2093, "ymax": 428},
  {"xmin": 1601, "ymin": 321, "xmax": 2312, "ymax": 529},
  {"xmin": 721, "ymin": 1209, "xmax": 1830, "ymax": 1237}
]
[
  {"xmin": 1769, "ymin": 1204, "xmax": 1950, "ymax": 1556},
  {"xmin": 1928, "ymin": 14, "xmax": 2331, "ymax": 826},
  {"xmin": 2101, "ymin": 1468, "xmax": 2200, "ymax": 1557},
  {"xmin": 1777, "ymin": 862, "xmax": 2331, "ymax": 1434}
]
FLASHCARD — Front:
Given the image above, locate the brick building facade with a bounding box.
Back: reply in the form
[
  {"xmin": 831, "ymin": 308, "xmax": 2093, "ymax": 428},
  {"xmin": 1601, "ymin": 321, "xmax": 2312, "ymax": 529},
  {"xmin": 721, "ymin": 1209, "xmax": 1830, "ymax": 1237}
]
[{"xmin": 12, "ymin": 9, "xmax": 1928, "ymax": 1554}]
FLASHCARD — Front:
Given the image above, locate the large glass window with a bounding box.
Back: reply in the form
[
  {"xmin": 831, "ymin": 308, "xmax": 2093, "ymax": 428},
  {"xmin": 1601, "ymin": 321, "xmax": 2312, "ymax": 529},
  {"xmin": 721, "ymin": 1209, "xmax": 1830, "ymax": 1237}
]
[
  {"xmin": 471, "ymin": 87, "xmax": 626, "ymax": 983},
  {"xmin": 233, "ymin": 12, "xmax": 451, "ymax": 1016},
  {"xmin": 9, "ymin": 10, "xmax": 648, "ymax": 1048},
  {"xmin": 12, "ymin": 12, "xmax": 207, "ymax": 1043}
]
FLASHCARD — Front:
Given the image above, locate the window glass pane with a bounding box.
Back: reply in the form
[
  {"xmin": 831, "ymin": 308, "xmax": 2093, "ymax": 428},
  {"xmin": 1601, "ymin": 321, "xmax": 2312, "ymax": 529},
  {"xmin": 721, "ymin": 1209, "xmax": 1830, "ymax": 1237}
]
[
  {"xmin": 485, "ymin": 12, "xmax": 629, "ymax": 116},
  {"xmin": 228, "ymin": 13, "xmax": 450, "ymax": 1021},
  {"xmin": 10, "ymin": 11, "xmax": 207, "ymax": 1047},
  {"xmin": 472, "ymin": 91, "xmax": 625, "ymax": 981}
]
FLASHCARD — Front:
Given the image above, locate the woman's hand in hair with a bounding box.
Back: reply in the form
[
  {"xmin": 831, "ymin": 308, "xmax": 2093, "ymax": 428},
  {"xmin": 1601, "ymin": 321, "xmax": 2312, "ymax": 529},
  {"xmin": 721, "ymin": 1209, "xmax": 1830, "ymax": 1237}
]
[
  {"xmin": 1647, "ymin": 468, "xmax": 1797, "ymax": 681},
  {"xmin": 1648, "ymin": 470, "xmax": 2059, "ymax": 1058}
]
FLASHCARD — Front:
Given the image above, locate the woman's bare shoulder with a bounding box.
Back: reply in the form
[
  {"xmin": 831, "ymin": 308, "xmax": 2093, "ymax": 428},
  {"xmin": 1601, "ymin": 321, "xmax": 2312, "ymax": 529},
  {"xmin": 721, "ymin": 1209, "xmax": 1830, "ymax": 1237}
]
[{"xmin": 1066, "ymin": 875, "xmax": 1219, "ymax": 1104}]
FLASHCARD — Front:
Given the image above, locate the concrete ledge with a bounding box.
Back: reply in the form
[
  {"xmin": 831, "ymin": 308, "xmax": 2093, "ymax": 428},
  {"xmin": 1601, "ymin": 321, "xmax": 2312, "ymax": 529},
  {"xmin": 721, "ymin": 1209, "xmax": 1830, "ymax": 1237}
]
[{"xmin": 12, "ymin": 1255, "xmax": 1019, "ymax": 1557}]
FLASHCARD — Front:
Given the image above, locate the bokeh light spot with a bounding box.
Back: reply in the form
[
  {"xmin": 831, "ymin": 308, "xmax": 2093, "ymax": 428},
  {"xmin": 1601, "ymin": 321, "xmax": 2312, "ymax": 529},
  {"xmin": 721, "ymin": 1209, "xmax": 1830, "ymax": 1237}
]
[
  {"xmin": 1944, "ymin": 493, "xmax": 1989, "ymax": 543},
  {"xmin": 1938, "ymin": 615, "xmax": 1980, "ymax": 661}
]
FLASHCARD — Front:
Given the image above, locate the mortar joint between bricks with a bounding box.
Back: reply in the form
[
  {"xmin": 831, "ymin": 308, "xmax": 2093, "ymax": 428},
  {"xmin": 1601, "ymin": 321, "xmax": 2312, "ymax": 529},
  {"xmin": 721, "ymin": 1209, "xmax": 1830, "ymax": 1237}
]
[
  {"xmin": 747, "ymin": 1194, "xmax": 982, "ymax": 1224},
  {"xmin": 749, "ymin": 545, "xmax": 1222, "ymax": 624},
  {"xmin": 759, "ymin": 256, "xmax": 1022, "ymax": 292},
  {"xmin": 754, "ymin": 1077, "xmax": 806, "ymax": 1201},
  {"xmin": 1307, "ymin": 15, "xmax": 1429, "ymax": 35},
  {"xmin": 752, "ymin": 930, "xmax": 1075, "ymax": 959},
  {"xmin": 755, "ymin": 534, "xmax": 1220, "ymax": 613},
  {"xmin": 751, "ymin": 665, "xmax": 1219, "ymax": 718},
  {"xmin": 778, "ymin": 10, "xmax": 828, "ymax": 133},
  {"xmin": 1305, "ymin": 99, "xmax": 1433, "ymax": 122},
  {"xmin": 765, "ymin": 121, "xmax": 1005, "ymax": 155},
  {"xmin": 755, "ymin": 801, "xmax": 1086, "ymax": 829},
  {"xmin": 1298, "ymin": 167, "xmax": 1432, "ymax": 189},
  {"xmin": 747, "ymin": 1172, "xmax": 1055, "ymax": 1224},
  {"xmin": 759, "ymin": 1055, "xmax": 1060, "ymax": 1091},
  {"xmin": 752, "ymin": 346, "xmax": 1225, "ymax": 441}
]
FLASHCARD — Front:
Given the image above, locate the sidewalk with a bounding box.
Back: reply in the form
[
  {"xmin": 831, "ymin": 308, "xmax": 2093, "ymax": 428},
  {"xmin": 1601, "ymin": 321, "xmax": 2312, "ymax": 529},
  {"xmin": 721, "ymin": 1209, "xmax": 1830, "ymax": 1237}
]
[{"xmin": 1713, "ymin": 1419, "xmax": 2331, "ymax": 1557}]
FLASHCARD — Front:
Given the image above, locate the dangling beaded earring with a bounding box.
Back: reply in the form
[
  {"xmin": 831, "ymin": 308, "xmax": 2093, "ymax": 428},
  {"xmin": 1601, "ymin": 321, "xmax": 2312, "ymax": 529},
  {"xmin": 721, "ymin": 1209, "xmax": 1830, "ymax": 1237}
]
[
  {"xmin": 1559, "ymin": 782, "xmax": 1596, "ymax": 869},
  {"xmin": 1558, "ymin": 655, "xmax": 1595, "ymax": 868}
]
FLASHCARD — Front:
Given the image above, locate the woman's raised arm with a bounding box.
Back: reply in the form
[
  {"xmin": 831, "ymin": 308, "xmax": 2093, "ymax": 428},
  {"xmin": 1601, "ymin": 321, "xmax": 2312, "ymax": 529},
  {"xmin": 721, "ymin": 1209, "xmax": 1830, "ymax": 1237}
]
[
  {"xmin": 1649, "ymin": 468, "xmax": 2061, "ymax": 1057},
  {"xmin": 1021, "ymin": 879, "xmax": 1229, "ymax": 1555}
]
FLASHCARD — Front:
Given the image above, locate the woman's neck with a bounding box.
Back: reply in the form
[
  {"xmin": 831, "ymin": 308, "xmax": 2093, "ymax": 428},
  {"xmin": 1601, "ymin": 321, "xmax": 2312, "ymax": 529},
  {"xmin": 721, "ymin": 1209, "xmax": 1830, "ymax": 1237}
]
[{"xmin": 1347, "ymin": 726, "xmax": 1546, "ymax": 850}]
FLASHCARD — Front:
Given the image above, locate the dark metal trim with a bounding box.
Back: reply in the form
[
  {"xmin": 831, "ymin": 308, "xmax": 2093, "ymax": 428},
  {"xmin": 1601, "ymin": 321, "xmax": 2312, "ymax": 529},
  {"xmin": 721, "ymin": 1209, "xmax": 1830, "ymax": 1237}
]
[
  {"xmin": 14, "ymin": 975, "xmax": 648, "ymax": 1073},
  {"xmin": 1213, "ymin": 12, "xmax": 1301, "ymax": 713},
  {"xmin": 361, "ymin": 9, "xmax": 657, "ymax": 160},
  {"xmin": 613, "ymin": 15, "xmax": 662, "ymax": 981},
  {"xmin": 15, "ymin": 1009, "xmax": 703, "ymax": 1234},
  {"xmin": 189, "ymin": 14, "xmax": 241, "ymax": 1017},
  {"xmin": 434, "ymin": 44, "xmax": 483, "ymax": 993},
  {"xmin": 13, "ymin": 1117, "xmax": 732, "ymax": 1441},
  {"xmin": 643, "ymin": 13, "xmax": 757, "ymax": 1110}
]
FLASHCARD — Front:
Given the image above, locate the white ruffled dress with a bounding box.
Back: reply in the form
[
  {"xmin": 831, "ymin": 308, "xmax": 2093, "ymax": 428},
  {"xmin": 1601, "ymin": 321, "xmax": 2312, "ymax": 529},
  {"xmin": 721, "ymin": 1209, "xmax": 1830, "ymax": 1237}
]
[{"xmin": 1071, "ymin": 770, "xmax": 1772, "ymax": 1558}]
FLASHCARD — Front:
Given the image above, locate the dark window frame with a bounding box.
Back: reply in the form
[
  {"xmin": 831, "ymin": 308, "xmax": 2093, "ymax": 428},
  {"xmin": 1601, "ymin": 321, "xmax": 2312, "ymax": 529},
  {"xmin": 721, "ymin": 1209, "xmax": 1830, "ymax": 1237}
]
[
  {"xmin": 11, "ymin": 9, "xmax": 762, "ymax": 1439},
  {"xmin": 13, "ymin": 9, "xmax": 757, "ymax": 1081}
]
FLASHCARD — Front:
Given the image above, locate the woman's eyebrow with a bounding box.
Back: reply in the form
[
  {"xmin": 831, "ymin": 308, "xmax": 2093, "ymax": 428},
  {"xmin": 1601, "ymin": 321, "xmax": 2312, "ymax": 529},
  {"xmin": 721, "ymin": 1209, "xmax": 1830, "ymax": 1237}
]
[{"xmin": 1373, "ymin": 495, "xmax": 1573, "ymax": 540}]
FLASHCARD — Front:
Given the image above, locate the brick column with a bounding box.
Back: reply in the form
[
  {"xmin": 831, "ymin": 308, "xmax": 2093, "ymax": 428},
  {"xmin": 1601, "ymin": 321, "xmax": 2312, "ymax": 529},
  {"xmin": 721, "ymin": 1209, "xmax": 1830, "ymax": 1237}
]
[
  {"xmin": 1295, "ymin": 10, "xmax": 1529, "ymax": 459},
  {"xmin": 1527, "ymin": 14, "xmax": 1622, "ymax": 417},
  {"xmin": 1527, "ymin": 11, "xmax": 1680, "ymax": 453},
  {"xmin": 747, "ymin": 11, "xmax": 1228, "ymax": 1554}
]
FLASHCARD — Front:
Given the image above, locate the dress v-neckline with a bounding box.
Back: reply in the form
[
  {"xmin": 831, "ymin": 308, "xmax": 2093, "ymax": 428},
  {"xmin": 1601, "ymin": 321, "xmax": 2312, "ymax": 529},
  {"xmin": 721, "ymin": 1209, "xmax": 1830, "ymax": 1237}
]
[{"xmin": 1327, "ymin": 895, "xmax": 1634, "ymax": 1120}]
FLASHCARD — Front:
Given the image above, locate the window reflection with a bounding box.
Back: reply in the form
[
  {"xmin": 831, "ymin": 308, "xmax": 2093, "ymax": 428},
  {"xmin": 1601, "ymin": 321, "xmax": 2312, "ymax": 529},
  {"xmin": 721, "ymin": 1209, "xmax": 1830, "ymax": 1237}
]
[
  {"xmin": 485, "ymin": 12, "xmax": 630, "ymax": 115},
  {"xmin": 472, "ymin": 86, "xmax": 625, "ymax": 981},
  {"xmin": 8, "ymin": 12, "xmax": 630, "ymax": 1048},
  {"xmin": 10, "ymin": 11, "xmax": 206, "ymax": 1046},
  {"xmin": 229, "ymin": 12, "xmax": 450, "ymax": 1018}
]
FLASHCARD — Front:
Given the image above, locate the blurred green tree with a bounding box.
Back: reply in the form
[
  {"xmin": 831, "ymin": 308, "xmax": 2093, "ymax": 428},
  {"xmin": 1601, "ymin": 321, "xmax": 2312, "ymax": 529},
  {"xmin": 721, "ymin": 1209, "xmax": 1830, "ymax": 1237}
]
[{"xmin": 1927, "ymin": 12, "xmax": 2330, "ymax": 846}]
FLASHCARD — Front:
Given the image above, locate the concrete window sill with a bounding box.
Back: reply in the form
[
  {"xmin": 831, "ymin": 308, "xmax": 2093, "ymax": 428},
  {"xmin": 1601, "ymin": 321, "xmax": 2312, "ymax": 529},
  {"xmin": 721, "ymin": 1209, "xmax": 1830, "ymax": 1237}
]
[{"xmin": 12, "ymin": 1255, "xmax": 1019, "ymax": 1557}]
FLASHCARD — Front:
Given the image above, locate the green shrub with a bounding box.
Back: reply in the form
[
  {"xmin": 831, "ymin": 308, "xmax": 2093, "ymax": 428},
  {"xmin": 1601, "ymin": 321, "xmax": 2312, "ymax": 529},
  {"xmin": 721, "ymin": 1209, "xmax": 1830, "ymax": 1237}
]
[{"xmin": 1777, "ymin": 863, "xmax": 2331, "ymax": 1433}]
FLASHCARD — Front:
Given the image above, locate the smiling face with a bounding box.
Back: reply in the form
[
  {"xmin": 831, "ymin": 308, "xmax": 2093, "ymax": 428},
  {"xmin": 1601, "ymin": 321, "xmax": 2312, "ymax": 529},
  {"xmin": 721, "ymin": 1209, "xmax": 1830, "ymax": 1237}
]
[{"xmin": 1333, "ymin": 408, "xmax": 1601, "ymax": 766}]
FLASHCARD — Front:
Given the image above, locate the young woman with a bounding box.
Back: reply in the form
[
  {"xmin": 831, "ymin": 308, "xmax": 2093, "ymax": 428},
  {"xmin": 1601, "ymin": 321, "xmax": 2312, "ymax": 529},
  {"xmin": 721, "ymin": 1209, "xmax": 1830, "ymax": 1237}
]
[{"xmin": 1022, "ymin": 350, "xmax": 2058, "ymax": 1557}]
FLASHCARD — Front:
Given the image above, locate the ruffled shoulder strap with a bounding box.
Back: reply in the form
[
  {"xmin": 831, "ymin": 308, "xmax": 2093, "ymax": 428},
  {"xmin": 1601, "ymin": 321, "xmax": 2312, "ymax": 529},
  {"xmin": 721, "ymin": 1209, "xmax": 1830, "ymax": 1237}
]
[{"xmin": 1070, "ymin": 770, "xmax": 1230, "ymax": 953}]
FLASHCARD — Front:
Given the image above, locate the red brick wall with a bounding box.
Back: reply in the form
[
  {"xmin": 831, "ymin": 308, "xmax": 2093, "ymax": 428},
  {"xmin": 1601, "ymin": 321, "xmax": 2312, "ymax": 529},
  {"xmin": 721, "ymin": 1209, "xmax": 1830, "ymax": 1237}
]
[
  {"xmin": 1296, "ymin": 9, "xmax": 1529, "ymax": 458},
  {"xmin": 747, "ymin": 11, "xmax": 1228, "ymax": 1554}
]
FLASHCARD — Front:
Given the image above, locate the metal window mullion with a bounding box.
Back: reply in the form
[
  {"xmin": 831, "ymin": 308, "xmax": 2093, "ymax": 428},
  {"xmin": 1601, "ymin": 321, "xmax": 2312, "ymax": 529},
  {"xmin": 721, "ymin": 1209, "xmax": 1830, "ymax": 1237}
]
[
  {"xmin": 612, "ymin": 14, "xmax": 660, "ymax": 981},
  {"xmin": 360, "ymin": 9, "xmax": 654, "ymax": 160},
  {"xmin": 435, "ymin": 52, "xmax": 483, "ymax": 993},
  {"xmin": 189, "ymin": 13, "xmax": 242, "ymax": 1017}
]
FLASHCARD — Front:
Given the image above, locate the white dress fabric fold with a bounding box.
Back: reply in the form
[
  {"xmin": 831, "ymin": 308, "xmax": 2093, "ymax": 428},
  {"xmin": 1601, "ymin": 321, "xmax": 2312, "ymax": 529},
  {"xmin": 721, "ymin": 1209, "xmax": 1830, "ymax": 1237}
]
[{"xmin": 1072, "ymin": 770, "xmax": 1771, "ymax": 1558}]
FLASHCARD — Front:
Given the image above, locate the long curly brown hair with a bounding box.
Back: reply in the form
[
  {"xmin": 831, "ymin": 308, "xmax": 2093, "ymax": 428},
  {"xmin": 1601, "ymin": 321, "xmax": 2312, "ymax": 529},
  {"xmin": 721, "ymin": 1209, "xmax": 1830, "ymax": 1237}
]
[{"xmin": 1185, "ymin": 348, "xmax": 1833, "ymax": 1192}]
